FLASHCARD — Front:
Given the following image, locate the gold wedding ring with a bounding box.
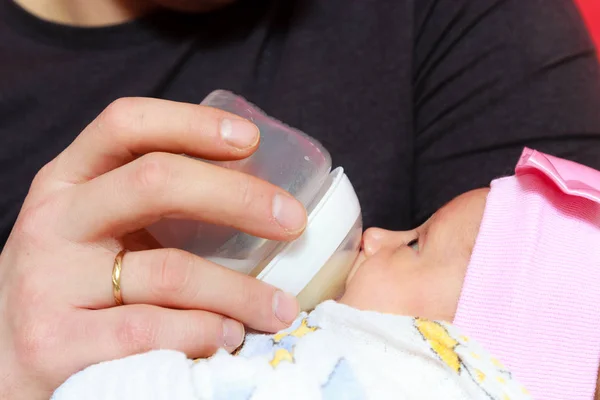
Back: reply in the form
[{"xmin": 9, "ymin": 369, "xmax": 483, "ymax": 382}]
[{"xmin": 112, "ymin": 250, "xmax": 127, "ymax": 306}]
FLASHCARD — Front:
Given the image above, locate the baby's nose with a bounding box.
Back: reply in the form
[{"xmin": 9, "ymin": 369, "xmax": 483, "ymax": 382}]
[
  {"xmin": 362, "ymin": 228, "xmax": 414, "ymax": 256},
  {"xmin": 362, "ymin": 228, "xmax": 385, "ymax": 256}
]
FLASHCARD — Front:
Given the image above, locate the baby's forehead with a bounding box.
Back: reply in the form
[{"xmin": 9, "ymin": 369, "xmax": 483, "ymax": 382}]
[
  {"xmin": 432, "ymin": 188, "xmax": 489, "ymax": 251},
  {"xmin": 436, "ymin": 188, "xmax": 490, "ymax": 221}
]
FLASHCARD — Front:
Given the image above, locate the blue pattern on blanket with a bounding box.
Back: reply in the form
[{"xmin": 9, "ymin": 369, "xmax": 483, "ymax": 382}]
[{"xmin": 322, "ymin": 358, "xmax": 366, "ymax": 400}]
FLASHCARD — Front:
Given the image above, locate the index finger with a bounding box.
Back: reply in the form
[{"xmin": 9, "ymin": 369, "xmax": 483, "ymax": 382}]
[{"xmin": 49, "ymin": 97, "xmax": 260, "ymax": 185}]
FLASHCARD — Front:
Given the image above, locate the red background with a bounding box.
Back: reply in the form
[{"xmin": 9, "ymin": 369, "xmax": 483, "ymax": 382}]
[{"xmin": 575, "ymin": 0, "xmax": 600, "ymax": 52}]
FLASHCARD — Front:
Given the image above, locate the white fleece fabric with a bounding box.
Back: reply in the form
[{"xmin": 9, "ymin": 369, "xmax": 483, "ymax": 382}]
[{"xmin": 52, "ymin": 301, "xmax": 530, "ymax": 400}]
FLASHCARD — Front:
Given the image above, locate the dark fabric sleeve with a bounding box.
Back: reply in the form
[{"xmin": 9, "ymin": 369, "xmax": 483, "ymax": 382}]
[{"xmin": 412, "ymin": 0, "xmax": 600, "ymax": 224}]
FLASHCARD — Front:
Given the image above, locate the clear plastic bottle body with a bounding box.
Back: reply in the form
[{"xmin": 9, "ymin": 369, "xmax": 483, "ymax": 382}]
[
  {"xmin": 148, "ymin": 90, "xmax": 332, "ymax": 273},
  {"xmin": 147, "ymin": 91, "xmax": 363, "ymax": 308}
]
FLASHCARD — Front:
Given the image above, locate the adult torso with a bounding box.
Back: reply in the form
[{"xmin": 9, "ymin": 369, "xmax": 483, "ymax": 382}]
[
  {"xmin": 0, "ymin": 0, "xmax": 414, "ymax": 246},
  {"xmin": 2, "ymin": 0, "xmax": 600, "ymax": 247}
]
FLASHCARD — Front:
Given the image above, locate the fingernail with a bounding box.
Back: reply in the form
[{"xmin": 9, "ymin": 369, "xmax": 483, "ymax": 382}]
[
  {"xmin": 220, "ymin": 118, "xmax": 259, "ymax": 149},
  {"xmin": 272, "ymin": 193, "xmax": 306, "ymax": 233},
  {"xmin": 222, "ymin": 318, "xmax": 245, "ymax": 348},
  {"xmin": 273, "ymin": 291, "xmax": 299, "ymax": 325}
]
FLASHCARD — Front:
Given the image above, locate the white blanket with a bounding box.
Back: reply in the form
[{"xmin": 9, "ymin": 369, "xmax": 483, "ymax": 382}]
[{"xmin": 52, "ymin": 301, "xmax": 530, "ymax": 400}]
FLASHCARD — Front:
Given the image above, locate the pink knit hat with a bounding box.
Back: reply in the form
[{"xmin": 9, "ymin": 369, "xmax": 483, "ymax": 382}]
[{"xmin": 454, "ymin": 148, "xmax": 600, "ymax": 400}]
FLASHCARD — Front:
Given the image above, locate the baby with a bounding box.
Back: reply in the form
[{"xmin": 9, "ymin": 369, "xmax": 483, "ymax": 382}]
[{"xmin": 52, "ymin": 148, "xmax": 600, "ymax": 400}]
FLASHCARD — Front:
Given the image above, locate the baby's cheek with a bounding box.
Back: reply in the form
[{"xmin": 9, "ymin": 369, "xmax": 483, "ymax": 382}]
[
  {"xmin": 339, "ymin": 257, "xmax": 415, "ymax": 313},
  {"xmin": 339, "ymin": 252, "xmax": 466, "ymax": 320}
]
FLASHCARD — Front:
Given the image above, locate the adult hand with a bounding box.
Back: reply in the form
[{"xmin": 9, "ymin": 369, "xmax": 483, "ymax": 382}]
[{"xmin": 0, "ymin": 98, "xmax": 305, "ymax": 399}]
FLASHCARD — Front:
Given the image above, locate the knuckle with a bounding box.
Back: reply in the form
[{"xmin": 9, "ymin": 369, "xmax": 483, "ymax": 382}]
[
  {"xmin": 235, "ymin": 174, "xmax": 256, "ymax": 211},
  {"xmin": 12, "ymin": 321, "xmax": 52, "ymax": 372},
  {"xmin": 30, "ymin": 162, "xmax": 54, "ymax": 191},
  {"xmin": 116, "ymin": 310, "xmax": 158, "ymax": 354},
  {"xmin": 196, "ymin": 334, "xmax": 221, "ymax": 356},
  {"xmin": 10, "ymin": 270, "xmax": 46, "ymax": 308},
  {"xmin": 190, "ymin": 106, "xmax": 228, "ymax": 138},
  {"xmin": 10, "ymin": 274, "xmax": 61, "ymax": 371},
  {"xmin": 9, "ymin": 271, "xmax": 70, "ymax": 374},
  {"xmin": 236, "ymin": 279, "xmax": 270, "ymax": 320},
  {"xmin": 151, "ymin": 249, "xmax": 194, "ymax": 298},
  {"xmin": 12, "ymin": 202, "xmax": 54, "ymax": 247},
  {"xmin": 130, "ymin": 153, "xmax": 172, "ymax": 195},
  {"xmin": 99, "ymin": 97, "xmax": 140, "ymax": 133},
  {"xmin": 13, "ymin": 317, "xmax": 60, "ymax": 372},
  {"xmin": 189, "ymin": 316, "xmax": 221, "ymax": 357},
  {"xmin": 239, "ymin": 283, "xmax": 265, "ymax": 308},
  {"xmin": 185, "ymin": 106, "xmax": 209, "ymax": 138}
]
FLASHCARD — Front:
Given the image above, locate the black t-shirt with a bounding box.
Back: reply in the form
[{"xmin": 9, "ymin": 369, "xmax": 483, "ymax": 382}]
[{"xmin": 1, "ymin": 0, "xmax": 600, "ymax": 247}]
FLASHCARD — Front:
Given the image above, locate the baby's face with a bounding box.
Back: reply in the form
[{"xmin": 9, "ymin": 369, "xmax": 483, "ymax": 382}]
[{"xmin": 340, "ymin": 188, "xmax": 490, "ymax": 321}]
